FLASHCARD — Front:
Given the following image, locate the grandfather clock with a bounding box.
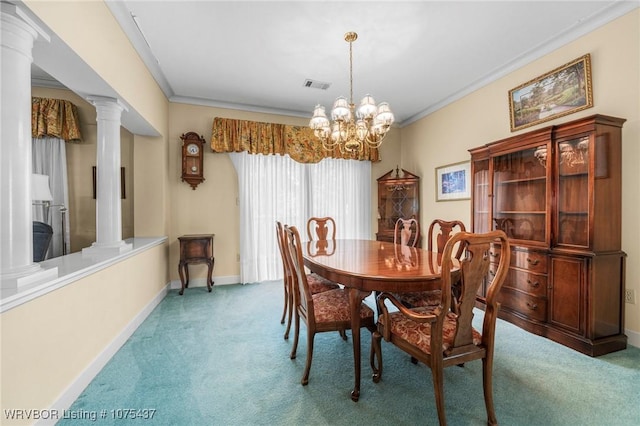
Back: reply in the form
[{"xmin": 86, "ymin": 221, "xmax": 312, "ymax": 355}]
[{"xmin": 181, "ymin": 132, "xmax": 205, "ymax": 189}]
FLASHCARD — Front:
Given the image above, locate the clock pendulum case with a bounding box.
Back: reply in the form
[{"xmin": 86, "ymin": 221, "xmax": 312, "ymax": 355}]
[{"xmin": 180, "ymin": 132, "xmax": 206, "ymax": 190}]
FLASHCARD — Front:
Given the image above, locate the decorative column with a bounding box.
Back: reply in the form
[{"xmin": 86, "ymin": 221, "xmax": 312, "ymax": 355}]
[
  {"xmin": 82, "ymin": 96, "xmax": 132, "ymax": 255},
  {"xmin": 0, "ymin": 3, "xmax": 58, "ymax": 288}
]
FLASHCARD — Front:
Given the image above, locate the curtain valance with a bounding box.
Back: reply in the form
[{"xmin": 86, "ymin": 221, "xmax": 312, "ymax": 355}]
[
  {"xmin": 32, "ymin": 97, "xmax": 82, "ymax": 142},
  {"xmin": 210, "ymin": 117, "xmax": 379, "ymax": 163}
]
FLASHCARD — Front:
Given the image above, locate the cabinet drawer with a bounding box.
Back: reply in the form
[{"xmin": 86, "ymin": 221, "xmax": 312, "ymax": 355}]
[
  {"xmin": 498, "ymin": 287, "xmax": 547, "ymax": 322},
  {"xmin": 510, "ymin": 249, "xmax": 547, "ymax": 274},
  {"xmin": 503, "ymin": 268, "xmax": 547, "ymax": 297}
]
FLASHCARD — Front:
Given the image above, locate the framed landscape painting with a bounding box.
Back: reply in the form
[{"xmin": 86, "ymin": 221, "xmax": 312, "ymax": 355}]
[
  {"xmin": 435, "ymin": 161, "xmax": 470, "ymax": 202},
  {"xmin": 509, "ymin": 54, "xmax": 593, "ymax": 132}
]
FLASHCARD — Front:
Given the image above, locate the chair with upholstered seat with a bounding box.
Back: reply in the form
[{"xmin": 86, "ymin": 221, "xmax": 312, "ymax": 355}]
[
  {"xmin": 276, "ymin": 221, "xmax": 340, "ymax": 340},
  {"xmin": 306, "ymin": 216, "xmax": 348, "ymax": 340},
  {"xmin": 371, "ymin": 230, "xmax": 510, "ymax": 426},
  {"xmin": 284, "ymin": 225, "xmax": 375, "ymax": 386},
  {"xmin": 396, "ymin": 219, "xmax": 466, "ymax": 309}
]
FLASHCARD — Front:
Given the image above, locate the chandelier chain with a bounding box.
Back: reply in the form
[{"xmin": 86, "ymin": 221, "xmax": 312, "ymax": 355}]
[{"xmin": 349, "ymin": 36, "xmax": 353, "ymax": 107}]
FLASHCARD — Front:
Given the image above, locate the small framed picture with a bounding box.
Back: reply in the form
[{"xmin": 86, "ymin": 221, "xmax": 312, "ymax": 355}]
[{"xmin": 435, "ymin": 161, "xmax": 471, "ymax": 202}]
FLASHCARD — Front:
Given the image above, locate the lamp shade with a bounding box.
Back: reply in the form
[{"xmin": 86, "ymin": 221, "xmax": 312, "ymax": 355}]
[{"xmin": 32, "ymin": 174, "xmax": 53, "ymax": 201}]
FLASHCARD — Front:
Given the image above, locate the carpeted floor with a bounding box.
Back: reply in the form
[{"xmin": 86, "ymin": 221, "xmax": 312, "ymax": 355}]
[{"xmin": 59, "ymin": 281, "xmax": 640, "ymax": 425}]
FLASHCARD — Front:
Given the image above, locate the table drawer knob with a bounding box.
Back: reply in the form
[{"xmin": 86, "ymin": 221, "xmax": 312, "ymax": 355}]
[
  {"xmin": 526, "ymin": 302, "xmax": 538, "ymax": 310},
  {"xmin": 526, "ymin": 258, "xmax": 540, "ymax": 266}
]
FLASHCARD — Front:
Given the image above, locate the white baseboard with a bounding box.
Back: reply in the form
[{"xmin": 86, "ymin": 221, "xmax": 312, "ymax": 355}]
[
  {"xmin": 39, "ymin": 284, "xmax": 169, "ymax": 425},
  {"xmin": 626, "ymin": 327, "xmax": 640, "ymax": 349},
  {"xmin": 169, "ymin": 274, "xmax": 240, "ymax": 290}
]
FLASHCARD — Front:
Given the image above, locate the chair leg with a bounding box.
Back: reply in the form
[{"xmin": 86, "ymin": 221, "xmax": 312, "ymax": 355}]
[
  {"xmin": 482, "ymin": 357, "xmax": 498, "ymax": 426},
  {"xmin": 302, "ymin": 330, "xmax": 314, "ymax": 386},
  {"xmin": 284, "ymin": 290, "xmax": 294, "ymax": 340},
  {"xmin": 431, "ymin": 361, "xmax": 447, "ymax": 426},
  {"xmin": 280, "ymin": 283, "xmax": 287, "ymax": 325},
  {"xmin": 370, "ymin": 330, "xmax": 383, "ymax": 383},
  {"xmin": 290, "ymin": 312, "xmax": 300, "ymax": 360},
  {"xmin": 339, "ymin": 329, "xmax": 347, "ymax": 340}
]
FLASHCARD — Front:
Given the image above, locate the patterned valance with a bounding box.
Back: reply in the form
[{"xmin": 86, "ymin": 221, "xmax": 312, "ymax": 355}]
[
  {"xmin": 210, "ymin": 117, "xmax": 379, "ymax": 163},
  {"xmin": 32, "ymin": 97, "xmax": 82, "ymax": 142}
]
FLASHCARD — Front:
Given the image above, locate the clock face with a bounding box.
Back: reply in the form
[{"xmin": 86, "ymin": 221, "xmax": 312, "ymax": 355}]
[{"xmin": 187, "ymin": 143, "xmax": 199, "ymax": 155}]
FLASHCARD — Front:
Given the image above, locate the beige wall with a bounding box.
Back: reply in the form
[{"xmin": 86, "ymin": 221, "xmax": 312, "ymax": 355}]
[
  {"xmin": 400, "ymin": 9, "xmax": 640, "ymax": 336},
  {"xmin": 166, "ymin": 103, "xmax": 402, "ymax": 281},
  {"xmin": 0, "ymin": 243, "xmax": 168, "ymax": 425}
]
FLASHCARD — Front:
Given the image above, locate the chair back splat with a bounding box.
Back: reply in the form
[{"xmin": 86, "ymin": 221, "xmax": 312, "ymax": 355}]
[
  {"xmin": 307, "ymin": 216, "xmax": 336, "ymax": 241},
  {"xmin": 428, "ymin": 219, "xmax": 466, "ymax": 259},
  {"xmin": 371, "ymin": 230, "xmax": 510, "ymax": 426},
  {"xmin": 393, "ymin": 218, "xmax": 420, "ymax": 247}
]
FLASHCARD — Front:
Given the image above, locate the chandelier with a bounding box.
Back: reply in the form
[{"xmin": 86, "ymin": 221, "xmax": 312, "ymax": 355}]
[{"xmin": 309, "ymin": 32, "xmax": 394, "ymax": 153}]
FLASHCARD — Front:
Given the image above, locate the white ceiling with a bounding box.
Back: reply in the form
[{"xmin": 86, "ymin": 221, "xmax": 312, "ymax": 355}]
[{"xmin": 29, "ymin": 1, "xmax": 638, "ymax": 132}]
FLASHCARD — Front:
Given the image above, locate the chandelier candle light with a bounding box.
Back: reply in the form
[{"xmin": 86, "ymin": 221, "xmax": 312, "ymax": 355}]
[{"xmin": 309, "ymin": 32, "xmax": 394, "ymax": 153}]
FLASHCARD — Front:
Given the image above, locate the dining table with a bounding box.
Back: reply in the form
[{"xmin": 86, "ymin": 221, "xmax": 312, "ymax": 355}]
[{"xmin": 302, "ymin": 238, "xmax": 460, "ymax": 401}]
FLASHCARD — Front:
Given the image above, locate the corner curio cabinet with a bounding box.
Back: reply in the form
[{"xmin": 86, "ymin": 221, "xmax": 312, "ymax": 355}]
[
  {"xmin": 470, "ymin": 114, "xmax": 626, "ymax": 356},
  {"xmin": 376, "ymin": 167, "xmax": 420, "ymax": 245}
]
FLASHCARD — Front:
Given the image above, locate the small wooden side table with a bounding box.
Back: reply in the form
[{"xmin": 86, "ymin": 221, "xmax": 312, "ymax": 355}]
[{"xmin": 178, "ymin": 234, "xmax": 215, "ymax": 295}]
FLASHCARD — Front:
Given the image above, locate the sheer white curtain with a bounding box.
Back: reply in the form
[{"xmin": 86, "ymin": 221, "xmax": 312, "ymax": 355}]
[
  {"xmin": 32, "ymin": 137, "xmax": 70, "ymax": 258},
  {"xmin": 230, "ymin": 152, "xmax": 371, "ymax": 284},
  {"xmin": 306, "ymin": 156, "xmax": 371, "ymax": 239}
]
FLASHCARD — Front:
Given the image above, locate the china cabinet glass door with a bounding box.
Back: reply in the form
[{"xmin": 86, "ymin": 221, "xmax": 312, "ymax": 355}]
[
  {"xmin": 472, "ymin": 159, "xmax": 490, "ymax": 233},
  {"xmin": 556, "ymin": 136, "xmax": 590, "ymax": 247},
  {"xmin": 492, "ymin": 146, "xmax": 548, "ymax": 244}
]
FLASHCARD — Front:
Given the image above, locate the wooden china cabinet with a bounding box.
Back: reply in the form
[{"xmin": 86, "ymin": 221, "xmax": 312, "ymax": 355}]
[
  {"xmin": 470, "ymin": 114, "xmax": 626, "ymax": 356},
  {"xmin": 376, "ymin": 167, "xmax": 420, "ymax": 246}
]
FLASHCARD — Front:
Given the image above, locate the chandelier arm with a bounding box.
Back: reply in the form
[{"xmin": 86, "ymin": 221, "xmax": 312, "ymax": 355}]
[{"xmin": 365, "ymin": 133, "xmax": 386, "ymax": 148}]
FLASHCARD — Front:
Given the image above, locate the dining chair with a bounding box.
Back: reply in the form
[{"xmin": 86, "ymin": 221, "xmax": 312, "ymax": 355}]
[
  {"xmin": 307, "ymin": 216, "xmax": 336, "ymax": 241},
  {"xmin": 393, "ymin": 217, "xmax": 420, "ymax": 247},
  {"xmin": 371, "ymin": 230, "xmax": 510, "ymax": 426},
  {"xmin": 305, "ymin": 216, "xmax": 348, "ymax": 339},
  {"xmin": 275, "ymin": 221, "xmax": 340, "ymax": 340},
  {"xmin": 377, "ymin": 217, "xmax": 422, "ymax": 313},
  {"xmin": 284, "ymin": 225, "xmax": 375, "ymax": 386},
  {"xmin": 396, "ymin": 219, "xmax": 466, "ymax": 309}
]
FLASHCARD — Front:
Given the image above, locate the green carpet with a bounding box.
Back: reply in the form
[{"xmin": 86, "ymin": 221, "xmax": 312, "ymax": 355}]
[{"xmin": 59, "ymin": 281, "xmax": 640, "ymax": 425}]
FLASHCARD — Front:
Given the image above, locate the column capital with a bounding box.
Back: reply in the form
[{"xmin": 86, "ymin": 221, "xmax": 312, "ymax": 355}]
[
  {"xmin": 1, "ymin": 2, "xmax": 50, "ymax": 43},
  {"xmin": 86, "ymin": 96, "xmax": 129, "ymax": 114}
]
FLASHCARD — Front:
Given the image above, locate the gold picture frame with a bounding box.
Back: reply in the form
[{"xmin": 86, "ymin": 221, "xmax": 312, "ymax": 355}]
[
  {"xmin": 509, "ymin": 54, "xmax": 593, "ymax": 132},
  {"xmin": 435, "ymin": 161, "xmax": 470, "ymax": 202}
]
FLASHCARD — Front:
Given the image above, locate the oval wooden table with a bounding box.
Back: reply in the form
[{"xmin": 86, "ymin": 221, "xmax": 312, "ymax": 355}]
[{"xmin": 303, "ymin": 239, "xmax": 459, "ymax": 401}]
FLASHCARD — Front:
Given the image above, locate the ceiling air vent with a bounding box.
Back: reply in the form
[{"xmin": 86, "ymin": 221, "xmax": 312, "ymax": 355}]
[{"xmin": 303, "ymin": 79, "xmax": 331, "ymax": 90}]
